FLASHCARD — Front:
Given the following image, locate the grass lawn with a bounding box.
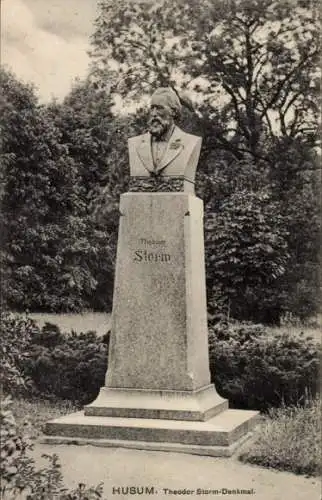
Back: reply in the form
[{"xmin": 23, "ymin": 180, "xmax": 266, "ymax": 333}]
[
  {"xmin": 26, "ymin": 312, "xmax": 321, "ymax": 342},
  {"xmin": 28, "ymin": 312, "xmax": 111, "ymax": 337},
  {"xmin": 239, "ymin": 397, "xmax": 321, "ymax": 476},
  {"xmin": 11, "ymin": 397, "xmax": 79, "ymax": 439},
  {"xmin": 267, "ymin": 324, "xmax": 321, "ymax": 344}
]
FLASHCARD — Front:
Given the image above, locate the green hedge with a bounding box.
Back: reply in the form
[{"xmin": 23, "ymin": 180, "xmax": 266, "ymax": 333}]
[
  {"xmin": 0, "ymin": 313, "xmax": 108, "ymax": 404},
  {"xmin": 1, "ymin": 314, "xmax": 320, "ymax": 410},
  {"xmin": 25, "ymin": 325, "xmax": 108, "ymax": 405},
  {"xmin": 209, "ymin": 322, "xmax": 320, "ymax": 411}
]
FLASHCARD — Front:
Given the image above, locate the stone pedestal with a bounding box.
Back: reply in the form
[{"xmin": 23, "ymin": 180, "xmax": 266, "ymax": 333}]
[
  {"xmin": 105, "ymin": 193, "xmax": 212, "ymax": 392},
  {"xmin": 44, "ymin": 193, "xmax": 259, "ymax": 456}
]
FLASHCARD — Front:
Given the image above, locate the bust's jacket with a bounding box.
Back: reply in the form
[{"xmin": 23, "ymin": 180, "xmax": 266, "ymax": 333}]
[{"xmin": 128, "ymin": 126, "xmax": 202, "ymax": 185}]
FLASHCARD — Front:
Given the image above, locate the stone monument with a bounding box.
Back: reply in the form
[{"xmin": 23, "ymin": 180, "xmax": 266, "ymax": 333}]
[{"xmin": 44, "ymin": 88, "xmax": 259, "ymax": 456}]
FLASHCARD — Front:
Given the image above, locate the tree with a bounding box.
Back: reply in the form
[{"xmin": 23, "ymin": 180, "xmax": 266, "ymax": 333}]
[
  {"xmin": 88, "ymin": 0, "xmax": 320, "ymax": 322},
  {"xmin": 1, "ymin": 69, "xmax": 96, "ymax": 311},
  {"xmin": 1, "ymin": 69, "xmax": 152, "ymax": 312},
  {"xmin": 188, "ymin": 0, "xmax": 319, "ymax": 155},
  {"xmin": 48, "ymin": 78, "xmax": 137, "ymax": 310},
  {"xmin": 268, "ymin": 137, "xmax": 321, "ymax": 321},
  {"xmin": 90, "ymin": 0, "xmax": 319, "ymax": 158},
  {"xmin": 205, "ymin": 167, "xmax": 290, "ymax": 323}
]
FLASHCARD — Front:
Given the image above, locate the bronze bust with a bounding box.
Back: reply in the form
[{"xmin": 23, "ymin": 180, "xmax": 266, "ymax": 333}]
[{"xmin": 128, "ymin": 87, "xmax": 202, "ymax": 193}]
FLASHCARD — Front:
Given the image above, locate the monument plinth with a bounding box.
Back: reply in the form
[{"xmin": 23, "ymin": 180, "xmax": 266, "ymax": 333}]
[
  {"xmin": 85, "ymin": 192, "xmax": 228, "ymax": 422},
  {"xmin": 106, "ymin": 193, "xmax": 211, "ymax": 391},
  {"xmin": 44, "ymin": 88, "xmax": 259, "ymax": 456}
]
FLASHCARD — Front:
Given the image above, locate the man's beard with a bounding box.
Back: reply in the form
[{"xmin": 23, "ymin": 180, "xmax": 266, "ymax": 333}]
[{"xmin": 148, "ymin": 117, "xmax": 172, "ymax": 138}]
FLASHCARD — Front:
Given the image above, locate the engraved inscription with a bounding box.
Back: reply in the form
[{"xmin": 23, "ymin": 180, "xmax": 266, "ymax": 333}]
[
  {"xmin": 133, "ymin": 250, "xmax": 171, "ymax": 263},
  {"xmin": 139, "ymin": 238, "xmax": 166, "ymax": 246},
  {"xmin": 133, "ymin": 238, "xmax": 171, "ymax": 263}
]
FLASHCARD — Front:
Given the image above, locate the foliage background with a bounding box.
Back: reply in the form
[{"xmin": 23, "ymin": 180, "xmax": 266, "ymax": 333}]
[
  {"xmin": 1, "ymin": 313, "xmax": 320, "ymax": 411},
  {"xmin": 1, "ymin": 0, "xmax": 320, "ymax": 324}
]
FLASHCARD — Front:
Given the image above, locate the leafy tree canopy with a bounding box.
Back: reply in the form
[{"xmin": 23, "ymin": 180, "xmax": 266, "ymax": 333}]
[{"xmin": 90, "ymin": 0, "xmax": 319, "ymax": 159}]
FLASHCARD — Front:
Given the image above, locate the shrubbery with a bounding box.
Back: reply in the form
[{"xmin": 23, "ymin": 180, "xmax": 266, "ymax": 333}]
[
  {"xmin": 2, "ymin": 313, "xmax": 320, "ymax": 411},
  {"xmin": 0, "ymin": 396, "xmax": 105, "ymax": 499},
  {"xmin": 0, "ymin": 313, "xmax": 37, "ymax": 396},
  {"xmin": 2, "ymin": 313, "xmax": 321, "ymax": 482},
  {"xmin": 1, "ymin": 313, "xmax": 108, "ymax": 405},
  {"xmin": 25, "ymin": 326, "xmax": 108, "ymax": 405},
  {"xmin": 209, "ymin": 322, "xmax": 320, "ymax": 411}
]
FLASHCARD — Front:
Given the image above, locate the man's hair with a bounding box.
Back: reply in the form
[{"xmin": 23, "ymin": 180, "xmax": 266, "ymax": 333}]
[{"xmin": 151, "ymin": 87, "xmax": 182, "ymax": 118}]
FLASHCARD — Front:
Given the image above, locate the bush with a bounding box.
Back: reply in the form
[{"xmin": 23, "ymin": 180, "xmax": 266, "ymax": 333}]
[
  {"xmin": 205, "ymin": 172, "xmax": 290, "ymax": 325},
  {"xmin": 209, "ymin": 322, "xmax": 320, "ymax": 411},
  {"xmin": 239, "ymin": 397, "xmax": 321, "ymax": 476},
  {"xmin": 1, "ymin": 313, "xmax": 108, "ymax": 405},
  {"xmin": 1, "ymin": 395, "xmax": 32, "ymax": 488},
  {"xmin": 3, "ymin": 313, "xmax": 320, "ymax": 413},
  {"xmin": 25, "ymin": 325, "xmax": 108, "ymax": 405},
  {"xmin": 0, "ymin": 312, "xmax": 37, "ymax": 396},
  {"xmin": 0, "ymin": 396, "xmax": 105, "ymax": 499}
]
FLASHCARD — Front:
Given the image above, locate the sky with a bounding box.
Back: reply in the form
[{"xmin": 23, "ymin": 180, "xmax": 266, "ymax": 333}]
[{"xmin": 2, "ymin": 0, "xmax": 98, "ymax": 102}]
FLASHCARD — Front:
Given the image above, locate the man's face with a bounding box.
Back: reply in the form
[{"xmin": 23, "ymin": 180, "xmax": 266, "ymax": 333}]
[{"xmin": 148, "ymin": 103, "xmax": 174, "ymax": 138}]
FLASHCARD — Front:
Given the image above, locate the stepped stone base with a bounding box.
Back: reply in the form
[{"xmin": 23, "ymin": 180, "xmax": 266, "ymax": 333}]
[
  {"xmin": 43, "ymin": 408, "xmax": 260, "ymax": 457},
  {"xmin": 84, "ymin": 385, "xmax": 228, "ymax": 422},
  {"xmin": 41, "ymin": 434, "xmax": 253, "ymax": 458},
  {"xmin": 42, "ymin": 193, "xmax": 261, "ymax": 456}
]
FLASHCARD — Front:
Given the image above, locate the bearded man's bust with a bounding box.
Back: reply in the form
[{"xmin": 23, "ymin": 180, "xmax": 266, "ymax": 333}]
[{"xmin": 128, "ymin": 88, "xmax": 202, "ymax": 194}]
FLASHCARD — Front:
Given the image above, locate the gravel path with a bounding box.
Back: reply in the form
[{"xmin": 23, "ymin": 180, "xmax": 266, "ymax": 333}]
[{"xmin": 32, "ymin": 443, "xmax": 320, "ymax": 500}]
